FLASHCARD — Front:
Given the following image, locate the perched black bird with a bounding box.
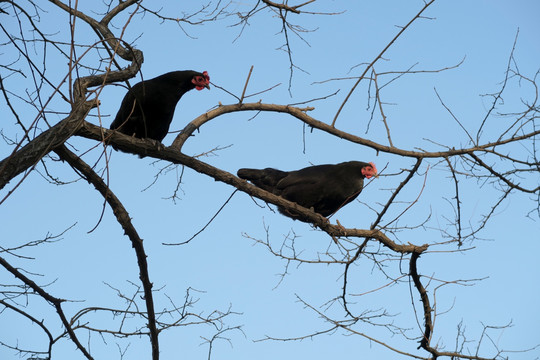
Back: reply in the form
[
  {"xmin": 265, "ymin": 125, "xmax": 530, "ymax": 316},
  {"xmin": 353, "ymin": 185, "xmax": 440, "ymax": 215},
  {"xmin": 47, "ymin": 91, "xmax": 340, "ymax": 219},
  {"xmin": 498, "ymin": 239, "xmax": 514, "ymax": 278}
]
[
  {"xmin": 237, "ymin": 161, "xmax": 378, "ymax": 222},
  {"xmin": 110, "ymin": 70, "xmax": 210, "ymax": 143}
]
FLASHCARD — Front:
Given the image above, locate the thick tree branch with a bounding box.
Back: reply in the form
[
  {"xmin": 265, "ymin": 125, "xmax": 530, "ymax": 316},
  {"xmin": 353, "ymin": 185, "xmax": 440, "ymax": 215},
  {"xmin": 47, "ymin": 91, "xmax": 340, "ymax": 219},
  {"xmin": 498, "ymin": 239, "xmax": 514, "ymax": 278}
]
[
  {"xmin": 170, "ymin": 103, "xmax": 540, "ymax": 160},
  {"xmin": 0, "ymin": 99, "xmax": 95, "ymax": 191},
  {"xmin": 78, "ymin": 122, "xmax": 429, "ymax": 254},
  {"xmin": 409, "ymin": 251, "xmax": 433, "ymax": 353},
  {"xmin": 53, "ymin": 145, "xmax": 160, "ymax": 360},
  {"xmin": 1, "ymin": 1, "xmax": 144, "ymax": 192}
]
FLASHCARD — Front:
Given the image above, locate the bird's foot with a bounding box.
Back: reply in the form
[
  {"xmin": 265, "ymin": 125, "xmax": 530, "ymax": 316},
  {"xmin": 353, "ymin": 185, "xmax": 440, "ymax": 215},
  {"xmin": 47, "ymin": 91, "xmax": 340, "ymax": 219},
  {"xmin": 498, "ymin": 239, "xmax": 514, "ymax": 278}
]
[
  {"xmin": 149, "ymin": 139, "xmax": 165, "ymax": 151},
  {"xmin": 327, "ymin": 219, "xmax": 347, "ymax": 245},
  {"xmin": 137, "ymin": 138, "xmax": 165, "ymax": 158},
  {"xmin": 336, "ymin": 219, "xmax": 348, "ymax": 237}
]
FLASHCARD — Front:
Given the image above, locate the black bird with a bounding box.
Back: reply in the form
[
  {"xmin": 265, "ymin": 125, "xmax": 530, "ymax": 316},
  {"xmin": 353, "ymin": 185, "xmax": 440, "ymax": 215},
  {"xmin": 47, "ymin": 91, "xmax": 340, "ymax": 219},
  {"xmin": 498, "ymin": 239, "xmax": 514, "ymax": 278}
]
[
  {"xmin": 237, "ymin": 161, "xmax": 378, "ymax": 222},
  {"xmin": 110, "ymin": 70, "xmax": 210, "ymax": 143}
]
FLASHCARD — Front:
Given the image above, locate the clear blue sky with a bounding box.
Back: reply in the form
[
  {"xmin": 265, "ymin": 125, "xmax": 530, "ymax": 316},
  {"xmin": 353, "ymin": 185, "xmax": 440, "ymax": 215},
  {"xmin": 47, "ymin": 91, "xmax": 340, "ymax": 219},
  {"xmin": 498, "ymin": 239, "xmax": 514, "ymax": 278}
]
[{"xmin": 1, "ymin": 1, "xmax": 539, "ymax": 359}]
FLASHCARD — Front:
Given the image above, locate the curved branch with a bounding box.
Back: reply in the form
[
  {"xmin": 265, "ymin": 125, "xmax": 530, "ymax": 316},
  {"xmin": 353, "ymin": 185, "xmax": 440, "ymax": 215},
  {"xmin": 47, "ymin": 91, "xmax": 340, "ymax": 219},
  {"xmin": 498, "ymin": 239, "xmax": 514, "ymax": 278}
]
[
  {"xmin": 78, "ymin": 122, "xmax": 429, "ymax": 254},
  {"xmin": 0, "ymin": 255, "xmax": 93, "ymax": 359},
  {"xmin": 1, "ymin": 1, "xmax": 144, "ymax": 194},
  {"xmin": 469, "ymin": 153, "xmax": 540, "ymax": 193},
  {"xmin": 409, "ymin": 251, "xmax": 432, "ymax": 352},
  {"xmin": 332, "ymin": 0, "xmax": 437, "ymax": 126},
  {"xmin": 101, "ymin": 0, "xmax": 140, "ymax": 25},
  {"xmin": 54, "ymin": 145, "xmax": 160, "ymax": 360},
  {"xmin": 171, "ymin": 102, "xmax": 540, "ymax": 160},
  {"xmin": 0, "ymin": 299, "xmax": 54, "ymax": 357},
  {"xmin": 0, "ymin": 99, "xmax": 96, "ymax": 192}
]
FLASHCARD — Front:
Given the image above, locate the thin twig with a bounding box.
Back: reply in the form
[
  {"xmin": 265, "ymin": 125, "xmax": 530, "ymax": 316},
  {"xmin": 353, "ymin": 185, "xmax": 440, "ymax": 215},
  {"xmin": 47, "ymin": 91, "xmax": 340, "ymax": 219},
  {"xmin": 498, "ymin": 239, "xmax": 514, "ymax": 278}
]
[
  {"xmin": 239, "ymin": 65, "xmax": 254, "ymax": 103},
  {"xmin": 164, "ymin": 190, "xmax": 238, "ymax": 245},
  {"xmin": 332, "ymin": 0, "xmax": 436, "ymax": 126}
]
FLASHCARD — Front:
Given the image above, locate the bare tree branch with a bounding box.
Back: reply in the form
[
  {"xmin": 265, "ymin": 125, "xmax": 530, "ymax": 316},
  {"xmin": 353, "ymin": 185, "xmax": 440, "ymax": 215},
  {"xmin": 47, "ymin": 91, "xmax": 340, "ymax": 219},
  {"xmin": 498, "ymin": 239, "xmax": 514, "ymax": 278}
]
[
  {"xmin": 0, "ymin": 255, "xmax": 94, "ymax": 359},
  {"xmin": 332, "ymin": 0, "xmax": 437, "ymax": 126},
  {"xmin": 54, "ymin": 145, "xmax": 160, "ymax": 360}
]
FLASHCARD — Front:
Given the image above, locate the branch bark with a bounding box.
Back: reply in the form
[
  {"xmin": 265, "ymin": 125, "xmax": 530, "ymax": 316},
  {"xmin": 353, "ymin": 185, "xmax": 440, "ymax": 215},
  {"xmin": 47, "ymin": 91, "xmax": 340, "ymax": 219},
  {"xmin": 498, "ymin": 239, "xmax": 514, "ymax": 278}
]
[
  {"xmin": 78, "ymin": 121, "xmax": 429, "ymax": 254},
  {"xmin": 54, "ymin": 145, "xmax": 160, "ymax": 360},
  {"xmin": 170, "ymin": 103, "xmax": 540, "ymax": 161},
  {"xmin": 409, "ymin": 251, "xmax": 433, "ymax": 352},
  {"xmin": 0, "ymin": 255, "xmax": 94, "ymax": 360},
  {"xmin": 0, "ymin": 100, "xmax": 95, "ymax": 191}
]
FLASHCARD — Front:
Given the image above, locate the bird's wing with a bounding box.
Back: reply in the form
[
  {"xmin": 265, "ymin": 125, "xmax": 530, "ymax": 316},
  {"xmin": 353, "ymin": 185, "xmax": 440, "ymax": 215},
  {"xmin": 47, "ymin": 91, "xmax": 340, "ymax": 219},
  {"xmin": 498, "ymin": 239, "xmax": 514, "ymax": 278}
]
[
  {"xmin": 276, "ymin": 165, "xmax": 333, "ymax": 191},
  {"xmin": 276, "ymin": 164, "xmax": 364, "ymax": 216},
  {"xmin": 276, "ymin": 167, "xmax": 331, "ymax": 206}
]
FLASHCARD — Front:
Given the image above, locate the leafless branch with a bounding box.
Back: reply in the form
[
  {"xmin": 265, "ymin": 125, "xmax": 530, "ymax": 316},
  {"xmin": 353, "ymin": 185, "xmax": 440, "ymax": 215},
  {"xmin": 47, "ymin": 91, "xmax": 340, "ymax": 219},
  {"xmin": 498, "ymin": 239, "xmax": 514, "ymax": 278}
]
[
  {"xmin": 332, "ymin": 0, "xmax": 437, "ymax": 126},
  {"xmin": 53, "ymin": 145, "xmax": 160, "ymax": 360},
  {"xmin": 0, "ymin": 255, "xmax": 93, "ymax": 359}
]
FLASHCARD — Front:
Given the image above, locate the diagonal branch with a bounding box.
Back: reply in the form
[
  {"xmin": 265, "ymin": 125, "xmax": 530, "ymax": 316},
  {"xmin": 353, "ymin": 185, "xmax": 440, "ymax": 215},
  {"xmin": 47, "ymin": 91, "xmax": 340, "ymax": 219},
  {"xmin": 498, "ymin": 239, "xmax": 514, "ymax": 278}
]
[
  {"xmin": 0, "ymin": 255, "xmax": 93, "ymax": 359},
  {"xmin": 53, "ymin": 145, "xmax": 160, "ymax": 360},
  {"xmin": 332, "ymin": 0, "xmax": 437, "ymax": 126},
  {"xmin": 409, "ymin": 251, "xmax": 433, "ymax": 352},
  {"xmin": 0, "ymin": 99, "xmax": 96, "ymax": 192},
  {"xmin": 262, "ymin": 0, "xmax": 312, "ymax": 14},
  {"xmin": 469, "ymin": 153, "xmax": 540, "ymax": 193},
  {"xmin": 1, "ymin": 1, "xmax": 144, "ymax": 194},
  {"xmin": 373, "ymin": 69, "xmax": 394, "ymax": 147},
  {"xmin": 0, "ymin": 299, "xmax": 54, "ymax": 357},
  {"xmin": 78, "ymin": 122, "xmax": 429, "ymax": 254},
  {"xmin": 170, "ymin": 102, "xmax": 540, "ymax": 160},
  {"xmin": 373, "ymin": 158, "xmax": 423, "ymax": 229},
  {"xmin": 48, "ymin": 0, "xmax": 140, "ymax": 61}
]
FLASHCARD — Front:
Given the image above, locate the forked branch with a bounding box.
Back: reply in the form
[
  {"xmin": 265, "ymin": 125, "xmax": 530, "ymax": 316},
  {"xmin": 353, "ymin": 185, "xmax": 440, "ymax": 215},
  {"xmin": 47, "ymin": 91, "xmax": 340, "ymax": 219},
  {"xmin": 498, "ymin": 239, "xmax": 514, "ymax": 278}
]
[{"xmin": 0, "ymin": 255, "xmax": 93, "ymax": 359}]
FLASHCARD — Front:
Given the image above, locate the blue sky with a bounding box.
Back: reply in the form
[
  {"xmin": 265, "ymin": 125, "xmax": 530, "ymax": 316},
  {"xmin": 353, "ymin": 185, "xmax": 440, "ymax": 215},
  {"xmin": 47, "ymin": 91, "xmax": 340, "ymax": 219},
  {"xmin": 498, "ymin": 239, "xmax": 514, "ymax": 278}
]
[{"xmin": 1, "ymin": 1, "xmax": 539, "ymax": 359}]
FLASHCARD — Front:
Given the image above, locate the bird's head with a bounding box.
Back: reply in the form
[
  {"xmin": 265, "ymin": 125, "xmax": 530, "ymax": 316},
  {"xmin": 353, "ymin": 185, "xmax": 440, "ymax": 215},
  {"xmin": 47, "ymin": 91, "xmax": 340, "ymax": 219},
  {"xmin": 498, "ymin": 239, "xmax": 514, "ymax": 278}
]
[
  {"xmin": 192, "ymin": 71, "xmax": 210, "ymax": 90},
  {"xmin": 361, "ymin": 162, "xmax": 378, "ymax": 179}
]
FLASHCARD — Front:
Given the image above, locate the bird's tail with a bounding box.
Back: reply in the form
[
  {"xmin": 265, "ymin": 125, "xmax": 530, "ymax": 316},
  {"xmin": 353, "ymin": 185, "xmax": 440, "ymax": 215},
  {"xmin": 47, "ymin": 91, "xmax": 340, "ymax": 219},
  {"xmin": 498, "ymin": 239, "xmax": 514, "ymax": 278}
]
[
  {"xmin": 237, "ymin": 167, "xmax": 287, "ymax": 192},
  {"xmin": 237, "ymin": 168, "xmax": 261, "ymax": 180}
]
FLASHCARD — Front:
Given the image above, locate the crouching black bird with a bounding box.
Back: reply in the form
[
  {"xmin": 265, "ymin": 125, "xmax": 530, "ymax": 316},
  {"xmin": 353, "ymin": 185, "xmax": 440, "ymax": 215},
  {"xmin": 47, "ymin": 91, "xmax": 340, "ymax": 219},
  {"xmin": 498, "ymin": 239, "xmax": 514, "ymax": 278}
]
[
  {"xmin": 110, "ymin": 70, "xmax": 210, "ymax": 146},
  {"xmin": 237, "ymin": 161, "xmax": 378, "ymax": 222}
]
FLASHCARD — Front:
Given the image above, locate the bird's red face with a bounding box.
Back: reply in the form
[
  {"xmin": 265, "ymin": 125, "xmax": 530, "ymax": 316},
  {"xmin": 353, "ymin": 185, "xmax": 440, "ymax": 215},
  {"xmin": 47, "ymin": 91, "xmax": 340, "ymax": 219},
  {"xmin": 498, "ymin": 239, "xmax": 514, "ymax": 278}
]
[
  {"xmin": 361, "ymin": 162, "xmax": 378, "ymax": 179},
  {"xmin": 192, "ymin": 71, "xmax": 210, "ymax": 90}
]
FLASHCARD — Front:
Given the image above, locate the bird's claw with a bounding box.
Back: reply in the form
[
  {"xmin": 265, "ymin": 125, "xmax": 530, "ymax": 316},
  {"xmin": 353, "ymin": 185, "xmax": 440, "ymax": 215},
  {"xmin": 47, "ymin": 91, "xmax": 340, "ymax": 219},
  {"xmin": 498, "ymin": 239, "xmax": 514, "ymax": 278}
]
[
  {"xmin": 336, "ymin": 219, "xmax": 347, "ymax": 236},
  {"xmin": 149, "ymin": 139, "xmax": 165, "ymax": 151}
]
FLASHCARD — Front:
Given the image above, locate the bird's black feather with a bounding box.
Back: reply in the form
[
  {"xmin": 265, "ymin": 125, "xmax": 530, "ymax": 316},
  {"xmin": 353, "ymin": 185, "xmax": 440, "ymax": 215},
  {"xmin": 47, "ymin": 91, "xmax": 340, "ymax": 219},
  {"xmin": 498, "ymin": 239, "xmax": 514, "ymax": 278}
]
[
  {"xmin": 110, "ymin": 70, "xmax": 209, "ymax": 146},
  {"xmin": 238, "ymin": 161, "xmax": 376, "ymax": 222}
]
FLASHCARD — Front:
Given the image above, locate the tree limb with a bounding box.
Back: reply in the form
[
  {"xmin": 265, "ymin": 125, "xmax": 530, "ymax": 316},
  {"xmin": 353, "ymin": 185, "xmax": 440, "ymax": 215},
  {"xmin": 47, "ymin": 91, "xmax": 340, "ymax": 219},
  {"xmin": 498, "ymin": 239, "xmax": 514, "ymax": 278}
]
[
  {"xmin": 54, "ymin": 145, "xmax": 160, "ymax": 360},
  {"xmin": 78, "ymin": 121, "xmax": 429, "ymax": 254}
]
